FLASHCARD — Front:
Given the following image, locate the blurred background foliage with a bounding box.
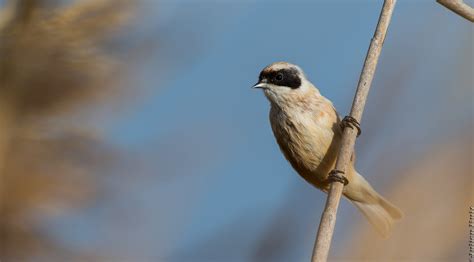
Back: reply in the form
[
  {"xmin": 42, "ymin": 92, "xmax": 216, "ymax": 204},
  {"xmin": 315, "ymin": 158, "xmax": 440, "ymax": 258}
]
[
  {"xmin": 0, "ymin": 0, "xmax": 136, "ymax": 259},
  {"xmin": 0, "ymin": 0, "xmax": 472, "ymax": 261}
]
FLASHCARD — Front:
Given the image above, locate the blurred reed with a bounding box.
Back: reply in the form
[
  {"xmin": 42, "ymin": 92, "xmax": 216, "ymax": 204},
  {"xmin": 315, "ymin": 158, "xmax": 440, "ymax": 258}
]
[
  {"xmin": 344, "ymin": 132, "xmax": 473, "ymax": 261},
  {"xmin": 0, "ymin": 0, "xmax": 136, "ymax": 259}
]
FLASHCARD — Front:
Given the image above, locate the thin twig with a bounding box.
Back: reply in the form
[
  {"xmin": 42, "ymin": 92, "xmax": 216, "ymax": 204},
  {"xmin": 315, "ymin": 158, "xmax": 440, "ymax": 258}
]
[
  {"xmin": 437, "ymin": 0, "xmax": 474, "ymax": 22},
  {"xmin": 310, "ymin": 1, "xmax": 397, "ymax": 261}
]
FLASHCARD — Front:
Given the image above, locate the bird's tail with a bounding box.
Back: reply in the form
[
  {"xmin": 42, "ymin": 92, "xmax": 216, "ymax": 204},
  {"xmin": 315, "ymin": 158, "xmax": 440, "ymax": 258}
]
[{"xmin": 345, "ymin": 172, "xmax": 403, "ymax": 238}]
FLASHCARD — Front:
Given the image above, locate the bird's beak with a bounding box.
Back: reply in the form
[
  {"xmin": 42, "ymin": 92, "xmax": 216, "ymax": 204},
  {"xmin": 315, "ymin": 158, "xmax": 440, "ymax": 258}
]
[{"xmin": 252, "ymin": 82, "xmax": 267, "ymax": 89}]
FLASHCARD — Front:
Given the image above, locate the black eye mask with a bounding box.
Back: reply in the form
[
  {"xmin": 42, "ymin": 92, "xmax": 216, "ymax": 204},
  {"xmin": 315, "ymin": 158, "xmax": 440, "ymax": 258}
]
[{"xmin": 259, "ymin": 68, "xmax": 301, "ymax": 89}]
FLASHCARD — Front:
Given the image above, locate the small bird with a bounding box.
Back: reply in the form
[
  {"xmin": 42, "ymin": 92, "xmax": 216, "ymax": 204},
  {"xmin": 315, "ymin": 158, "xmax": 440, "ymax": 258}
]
[{"xmin": 253, "ymin": 62, "xmax": 402, "ymax": 237}]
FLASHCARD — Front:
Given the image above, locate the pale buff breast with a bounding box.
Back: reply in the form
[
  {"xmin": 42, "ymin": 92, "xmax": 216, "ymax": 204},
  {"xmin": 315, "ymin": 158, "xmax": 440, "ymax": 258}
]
[{"xmin": 269, "ymin": 98, "xmax": 341, "ymax": 189}]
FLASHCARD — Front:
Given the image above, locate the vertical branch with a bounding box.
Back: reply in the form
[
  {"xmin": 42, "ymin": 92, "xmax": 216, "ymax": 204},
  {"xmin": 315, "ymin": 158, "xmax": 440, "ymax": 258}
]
[{"xmin": 310, "ymin": 1, "xmax": 397, "ymax": 261}]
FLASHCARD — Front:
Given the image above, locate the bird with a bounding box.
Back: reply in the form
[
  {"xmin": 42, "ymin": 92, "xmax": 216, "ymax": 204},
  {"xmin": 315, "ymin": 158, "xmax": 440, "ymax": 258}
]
[{"xmin": 253, "ymin": 61, "xmax": 402, "ymax": 237}]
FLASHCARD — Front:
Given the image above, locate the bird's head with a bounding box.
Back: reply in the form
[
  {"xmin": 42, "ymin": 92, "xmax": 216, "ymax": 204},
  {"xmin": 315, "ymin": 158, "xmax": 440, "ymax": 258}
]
[{"xmin": 253, "ymin": 62, "xmax": 318, "ymax": 107}]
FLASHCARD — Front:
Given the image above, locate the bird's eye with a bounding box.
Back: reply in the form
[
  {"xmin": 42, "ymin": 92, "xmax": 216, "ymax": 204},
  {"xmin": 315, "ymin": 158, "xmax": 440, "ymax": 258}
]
[{"xmin": 276, "ymin": 73, "xmax": 283, "ymax": 81}]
